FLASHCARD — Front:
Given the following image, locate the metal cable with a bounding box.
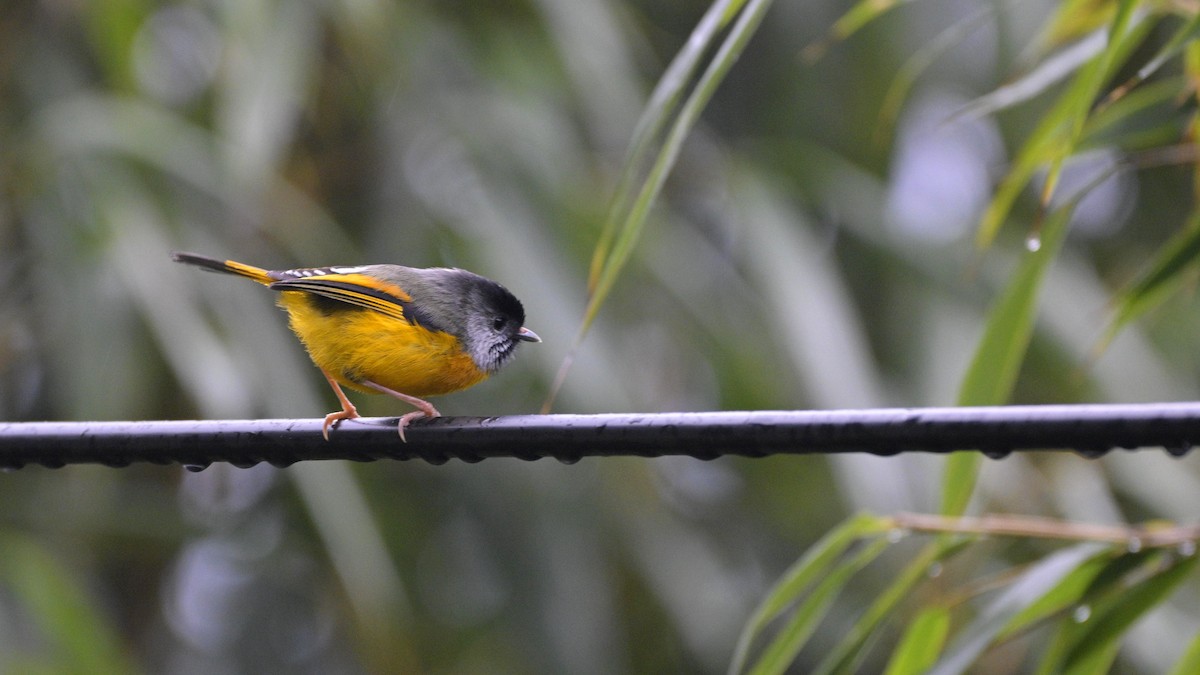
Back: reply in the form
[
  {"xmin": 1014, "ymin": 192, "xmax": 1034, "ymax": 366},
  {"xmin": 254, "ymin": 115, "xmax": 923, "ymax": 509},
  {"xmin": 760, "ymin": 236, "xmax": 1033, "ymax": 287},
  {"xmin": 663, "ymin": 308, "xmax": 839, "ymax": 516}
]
[{"xmin": 1, "ymin": 401, "xmax": 1197, "ymax": 470}]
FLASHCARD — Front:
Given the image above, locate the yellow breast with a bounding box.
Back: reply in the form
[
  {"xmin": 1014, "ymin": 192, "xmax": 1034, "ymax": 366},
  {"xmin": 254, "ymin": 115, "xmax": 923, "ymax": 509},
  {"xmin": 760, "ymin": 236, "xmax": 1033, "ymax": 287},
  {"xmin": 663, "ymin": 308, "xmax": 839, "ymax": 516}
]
[{"xmin": 278, "ymin": 292, "xmax": 488, "ymax": 397}]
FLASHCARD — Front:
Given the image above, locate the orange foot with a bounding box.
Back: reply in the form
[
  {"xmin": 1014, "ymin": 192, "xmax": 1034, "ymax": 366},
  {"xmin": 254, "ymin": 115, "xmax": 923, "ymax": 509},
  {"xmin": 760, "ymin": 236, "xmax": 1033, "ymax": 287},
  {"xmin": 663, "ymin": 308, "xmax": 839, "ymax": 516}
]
[
  {"xmin": 361, "ymin": 380, "xmax": 441, "ymax": 442},
  {"xmin": 320, "ymin": 369, "xmax": 360, "ymax": 441}
]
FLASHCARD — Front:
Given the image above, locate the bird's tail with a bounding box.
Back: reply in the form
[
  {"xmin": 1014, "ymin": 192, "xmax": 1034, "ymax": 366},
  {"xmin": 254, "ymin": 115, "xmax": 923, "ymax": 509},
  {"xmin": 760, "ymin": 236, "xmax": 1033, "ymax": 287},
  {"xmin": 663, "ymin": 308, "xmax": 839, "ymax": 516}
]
[{"xmin": 171, "ymin": 252, "xmax": 274, "ymax": 285}]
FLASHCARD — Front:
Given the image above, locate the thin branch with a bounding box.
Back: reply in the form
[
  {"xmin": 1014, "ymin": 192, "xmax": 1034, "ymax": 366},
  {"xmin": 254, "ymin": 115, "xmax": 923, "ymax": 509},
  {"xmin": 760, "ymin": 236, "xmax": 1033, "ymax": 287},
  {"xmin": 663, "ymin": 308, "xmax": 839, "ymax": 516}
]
[
  {"xmin": 891, "ymin": 512, "xmax": 1200, "ymax": 549},
  {"xmin": 1, "ymin": 401, "xmax": 1200, "ymax": 470}
]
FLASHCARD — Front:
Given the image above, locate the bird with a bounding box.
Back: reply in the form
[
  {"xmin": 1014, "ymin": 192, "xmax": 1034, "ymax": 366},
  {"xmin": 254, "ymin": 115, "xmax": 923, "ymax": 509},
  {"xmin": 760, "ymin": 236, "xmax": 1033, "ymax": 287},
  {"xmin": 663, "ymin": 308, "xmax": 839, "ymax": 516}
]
[{"xmin": 172, "ymin": 252, "xmax": 540, "ymax": 440}]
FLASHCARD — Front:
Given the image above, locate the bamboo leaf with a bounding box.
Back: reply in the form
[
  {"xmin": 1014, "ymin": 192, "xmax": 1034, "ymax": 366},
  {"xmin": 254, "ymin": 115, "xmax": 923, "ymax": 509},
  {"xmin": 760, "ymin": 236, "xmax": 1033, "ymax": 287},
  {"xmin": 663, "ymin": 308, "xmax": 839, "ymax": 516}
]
[
  {"xmin": 976, "ymin": 5, "xmax": 1150, "ymax": 250},
  {"xmin": 1060, "ymin": 554, "xmax": 1199, "ymax": 674},
  {"xmin": 1167, "ymin": 630, "xmax": 1200, "ymax": 675},
  {"xmin": 547, "ymin": 0, "xmax": 775, "ymax": 411},
  {"xmin": 955, "ymin": 30, "xmax": 1107, "ymax": 124},
  {"xmin": 996, "ymin": 549, "xmax": 1112, "ymax": 640},
  {"xmin": 812, "ymin": 537, "xmax": 974, "ymax": 675},
  {"xmin": 1037, "ymin": 0, "xmax": 1140, "ymax": 216},
  {"xmin": 929, "ymin": 543, "xmax": 1108, "ymax": 675},
  {"xmin": 1106, "ymin": 10, "xmax": 1200, "ymax": 104},
  {"xmin": 1096, "ymin": 211, "xmax": 1200, "ymax": 353},
  {"xmin": 746, "ymin": 537, "xmax": 891, "ymax": 675},
  {"xmin": 802, "ymin": 0, "xmax": 912, "ymax": 63},
  {"xmin": 0, "ymin": 533, "xmax": 136, "ymax": 674},
  {"xmin": 883, "ymin": 607, "xmax": 951, "ymax": 675},
  {"xmin": 728, "ymin": 513, "xmax": 891, "ymax": 675},
  {"xmin": 583, "ymin": 0, "xmax": 773, "ymax": 333},
  {"xmin": 1036, "ymin": 551, "xmax": 1192, "ymax": 674},
  {"xmin": 1037, "ymin": 0, "xmax": 1117, "ymax": 50},
  {"xmin": 587, "ymin": 0, "xmax": 743, "ymax": 291},
  {"xmin": 1081, "ymin": 76, "xmax": 1185, "ymax": 145},
  {"xmin": 875, "ymin": 6, "xmax": 996, "ymax": 148},
  {"xmin": 942, "ymin": 186, "xmax": 1077, "ymax": 516}
]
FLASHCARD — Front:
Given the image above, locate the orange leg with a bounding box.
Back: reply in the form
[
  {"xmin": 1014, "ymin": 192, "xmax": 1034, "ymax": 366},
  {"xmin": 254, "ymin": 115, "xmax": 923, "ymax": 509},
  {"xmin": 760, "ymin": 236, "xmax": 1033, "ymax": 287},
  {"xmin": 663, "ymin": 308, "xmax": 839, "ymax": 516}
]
[
  {"xmin": 360, "ymin": 379, "xmax": 441, "ymax": 442},
  {"xmin": 320, "ymin": 369, "xmax": 360, "ymax": 440}
]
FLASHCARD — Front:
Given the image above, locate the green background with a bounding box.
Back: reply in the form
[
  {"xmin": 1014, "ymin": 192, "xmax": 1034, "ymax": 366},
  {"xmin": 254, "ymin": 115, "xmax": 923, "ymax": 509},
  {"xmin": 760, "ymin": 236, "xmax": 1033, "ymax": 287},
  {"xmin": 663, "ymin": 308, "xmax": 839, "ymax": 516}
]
[{"xmin": 1, "ymin": 0, "xmax": 1198, "ymax": 672}]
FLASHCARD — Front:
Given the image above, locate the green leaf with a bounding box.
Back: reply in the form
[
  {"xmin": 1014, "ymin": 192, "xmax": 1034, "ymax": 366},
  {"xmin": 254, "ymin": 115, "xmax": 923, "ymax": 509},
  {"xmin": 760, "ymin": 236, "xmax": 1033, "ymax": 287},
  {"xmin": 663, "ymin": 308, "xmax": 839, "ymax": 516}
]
[
  {"xmin": 942, "ymin": 185, "xmax": 1078, "ymax": 516},
  {"xmin": 954, "ymin": 30, "xmax": 1106, "ymax": 125},
  {"xmin": 728, "ymin": 513, "xmax": 891, "ymax": 675},
  {"xmin": 0, "ymin": 533, "xmax": 137, "ymax": 674},
  {"xmin": 1112, "ymin": 10, "xmax": 1200, "ymax": 99},
  {"xmin": 802, "ymin": 0, "xmax": 912, "ymax": 62},
  {"xmin": 583, "ymin": 0, "xmax": 773, "ymax": 333},
  {"xmin": 812, "ymin": 537, "xmax": 974, "ymax": 675},
  {"xmin": 1060, "ymin": 554, "xmax": 1199, "ymax": 674},
  {"xmin": 975, "ymin": 4, "xmax": 1150, "ymax": 250},
  {"xmin": 1032, "ymin": 549, "xmax": 1162, "ymax": 675},
  {"xmin": 586, "ymin": 0, "xmax": 743, "ymax": 292},
  {"xmin": 747, "ymin": 537, "xmax": 891, "ymax": 675},
  {"xmin": 929, "ymin": 543, "xmax": 1108, "ymax": 675},
  {"xmin": 875, "ymin": 6, "xmax": 997, "ymax": 148},
  {"xmin": 1097, "ymin": 211, "xmax": 1200, "ymax": 353},
  {"xmin": 1167, "ymin": 629, "xmax": 1200, "ymax": 675},
  {"xmin": 997, "ymin": 550, "xmax": 1112, "ymax": 640},
  {"xmin": 1081, "ymin": 76, "xmax": 1185, "ymax": 146},
  {"xmin": 1037, "ymin": 0, "xmax": 1118, "ymax": 48},
  {"xmin": 548, "ymin": 0, "xmax": 775, "ymax": 410},
  {"xmin": 884, "ymin": 607, "xmax": 951, "ymax": 675}
]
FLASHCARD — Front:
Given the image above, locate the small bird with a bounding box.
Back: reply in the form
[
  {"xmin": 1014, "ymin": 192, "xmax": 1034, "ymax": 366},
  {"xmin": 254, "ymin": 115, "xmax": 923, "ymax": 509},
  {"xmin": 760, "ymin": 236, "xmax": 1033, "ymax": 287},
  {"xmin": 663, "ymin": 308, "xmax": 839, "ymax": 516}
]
[{"xmin": 172, "ymin": 252, "xmax": 540, "ymax": 440}]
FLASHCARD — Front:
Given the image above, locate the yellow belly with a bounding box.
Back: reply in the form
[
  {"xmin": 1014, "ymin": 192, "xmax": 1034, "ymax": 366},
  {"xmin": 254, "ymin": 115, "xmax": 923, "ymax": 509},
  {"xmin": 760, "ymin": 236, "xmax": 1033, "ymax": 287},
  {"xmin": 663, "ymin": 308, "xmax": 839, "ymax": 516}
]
[{"xmin": 279, "ymin": 292, "xmax": 488, "ymax": 397}]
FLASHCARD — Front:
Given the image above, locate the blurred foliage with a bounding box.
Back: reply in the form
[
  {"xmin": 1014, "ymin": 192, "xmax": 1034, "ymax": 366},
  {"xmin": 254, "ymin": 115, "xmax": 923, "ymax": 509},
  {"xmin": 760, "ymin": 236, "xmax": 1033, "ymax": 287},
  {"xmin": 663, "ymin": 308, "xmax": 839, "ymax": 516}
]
[{"xmin": 2, "ymin": 0, "xmax": 1200, "ymax": 673}]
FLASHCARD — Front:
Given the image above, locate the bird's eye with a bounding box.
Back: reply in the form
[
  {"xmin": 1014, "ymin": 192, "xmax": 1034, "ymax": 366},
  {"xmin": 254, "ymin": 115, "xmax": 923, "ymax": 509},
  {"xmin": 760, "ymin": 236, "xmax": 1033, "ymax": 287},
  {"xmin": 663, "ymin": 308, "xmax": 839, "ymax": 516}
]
[{"xmin": 492, "ymin": 316, "xmax": 507, "ymax": 331}]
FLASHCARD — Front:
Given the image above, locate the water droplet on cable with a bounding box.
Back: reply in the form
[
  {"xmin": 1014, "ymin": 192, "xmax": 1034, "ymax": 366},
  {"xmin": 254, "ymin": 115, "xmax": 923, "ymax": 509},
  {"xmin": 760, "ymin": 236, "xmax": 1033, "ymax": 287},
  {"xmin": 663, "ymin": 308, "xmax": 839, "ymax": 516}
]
[
  {"xmin": 1025, "ymin": 235, "xmax": 1042, "ymax": 252},
  {"xmin": 1165, "ymin": 443, "xmax": 1191, "ymax": 458},
  {"xmin": 982, "ymin": 447, "xmax": 1012, "ymax": 460},
  {"xmin": 183, "ymin": 462, "xmax": 210, "ymax": 473}
]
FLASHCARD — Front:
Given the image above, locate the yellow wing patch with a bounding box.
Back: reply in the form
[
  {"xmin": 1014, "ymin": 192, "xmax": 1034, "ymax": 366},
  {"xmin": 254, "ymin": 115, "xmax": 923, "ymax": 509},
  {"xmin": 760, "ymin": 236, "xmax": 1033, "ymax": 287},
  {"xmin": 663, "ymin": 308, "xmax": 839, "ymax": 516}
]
[{"xmin": 269, "ymin": 273, "xmax": 412, "ymax": 323}]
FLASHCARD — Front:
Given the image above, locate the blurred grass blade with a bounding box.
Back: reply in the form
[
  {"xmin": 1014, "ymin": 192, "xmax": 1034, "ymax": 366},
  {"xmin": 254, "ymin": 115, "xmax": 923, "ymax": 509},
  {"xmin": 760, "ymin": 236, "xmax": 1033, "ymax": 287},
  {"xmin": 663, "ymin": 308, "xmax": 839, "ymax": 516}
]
[
  {"xmin": 728, "ymin": 513, "xmax": 890, "ymax": 675},
  {"xmin": 1033, "ymin": 550, "xmax": 1162, "ymax": 675},
  {"xmin": 1168, "ymin": 630, "xmax": 1200, "ymax": 675},
  {"xmin": 1081, "ymin": 76, "xmax": 1184, "ymax": 145},
  {"xmin": 996, "ymin": 549, "xmax": 1111, "ymax": 640},
  {"xmin": 1059, "ymin": 553, "xmax": 1199, "ymax": 674},
  {"xmin": 954, "ymin": 30, "xmax": 1107, "ymax": 124},
  {"xmin": 584, "ymin": 0, "xmax": 772, "ymax": 332},
  {"xmin": 547, "ymin": 0, "xmax": 775, "ymax": 411},
  {"xmin": 928, "ymin": 543, "xmax": 1108, "ymax": 675},
  {"xmin": 1035, "ymin": 0, "xmax": 1118, "ymax": 51},
  {"xmin": 746, "ymin": 537, "xmax": 891, "ymax": 675},
  {"xmin": 883, "ymin": 607, "xmax": 951, "ymax": 675},
  {"xmin": 1095, "ymin": 211, "xmax": 1200, "ymax": 354},
  {"xmin": 1102, "ymin": 11, "xmax": 1200, "ymax": 108},
  {"xmin": 1037, "ymin": 0, "xmax": 1139, "ymax": 215},
  {"xmin": 875, "ymin": 5, "xmax": 996, "ymax": 148},
  {"xmin": 802, "ymin": 0, "xmax": 915, "ymax": 63},
  {"xmin": 812, "ymin": 537, "xmax": 974, "ymax": 675},
  {"xmin": 0, "ymin": 533, "xmax": 137, "ymax": 674},
  {"xmin": 942, "ymin": 172, "xmax": 1099, "ymax": 516},
  {"xmin": 976, "ymin": 4, "xmax": 1148, "ymax": 250},
  {"xmin": 588, "ymin": 0, "xmax": 741, "ymax": 290}
]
